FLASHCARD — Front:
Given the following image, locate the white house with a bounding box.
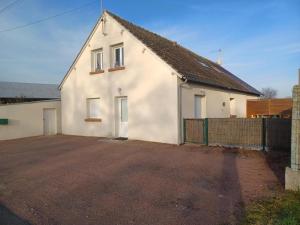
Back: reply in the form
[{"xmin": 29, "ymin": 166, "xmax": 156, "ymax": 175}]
[{"xmin": 59, "ymin": 11, "xmax": 260, "ymax": 145}]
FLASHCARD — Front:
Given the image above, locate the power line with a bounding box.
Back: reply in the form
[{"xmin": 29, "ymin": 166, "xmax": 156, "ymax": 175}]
[
  {"xmin": 0, "ymin": 0, "xmax": 23, "ymax": 15},
  {"xmin": 0, "ymin": 0, "xmax": 98, "ymax": 33}
]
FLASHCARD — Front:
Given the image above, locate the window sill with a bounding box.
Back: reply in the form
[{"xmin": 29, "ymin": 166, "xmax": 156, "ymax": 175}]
[
  {"xmin": 90, "ymin": 70, "xmax": 105, "ymax": 75},
  {"xmin": 85, "ymin": 118, "xmax": 102, "ymax": 122},
  {"xmin": 108, "ymin": 66, "xmax": 125, "ymax": 72}
]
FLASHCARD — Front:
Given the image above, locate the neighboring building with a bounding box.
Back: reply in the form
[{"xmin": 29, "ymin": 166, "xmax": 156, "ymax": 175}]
[
  {"xmin": 0, "ymin": 82, "xmax": 60, "ymax": 104},
  {"xmin": 247, "ymin": 98, "xmax": 292, "ymax": 118},
  {"xmin": 59, "ymin": 11, "xmax": 260, "ymax": 144},
  {"xmin": 0, "ymin": 100, "xmax": 61, "ymax": 140}
]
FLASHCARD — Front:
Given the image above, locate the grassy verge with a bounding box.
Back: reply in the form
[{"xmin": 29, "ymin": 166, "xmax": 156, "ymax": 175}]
[{"xmin": 242, "ymin": 191, "xmax": 300, "ymax": 225}]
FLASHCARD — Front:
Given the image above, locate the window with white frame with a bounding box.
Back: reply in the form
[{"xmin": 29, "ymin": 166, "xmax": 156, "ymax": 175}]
[
  {"xmin": 92, "ymin": 49, "xmax": 103, "ymax": 72},
  {"xmin": 112, "ymin": 44, "xmax": 124, "ymax": 68},
  {"xmin": 87, "ymin": 98, "xmax": 101, "ymax": 119}
]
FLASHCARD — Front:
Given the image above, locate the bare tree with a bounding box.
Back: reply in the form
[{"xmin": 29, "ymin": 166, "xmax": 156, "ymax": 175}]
[{"xmin": 261, "ymin": 87, "xmax": 277, "ymax": 99}]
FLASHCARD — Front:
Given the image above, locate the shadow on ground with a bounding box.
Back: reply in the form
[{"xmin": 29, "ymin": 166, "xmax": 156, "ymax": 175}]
[
  {"xmin": 218, "ymin": 149, "xmax": 245, "ymax": 224},
  {"xmin": 265, "ymin": 150, "xmax": 290, "ymax": 186},
  {"xmin": 0, "ymin": 204, "xmax": 31, "ymax": 225},
  {"xmin": 0, "ymin": 136, "xmax": 282, "ymax": 225}
]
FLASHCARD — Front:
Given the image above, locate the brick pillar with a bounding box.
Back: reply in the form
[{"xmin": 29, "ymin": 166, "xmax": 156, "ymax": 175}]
[{"xmin": 286, "ymin": 69, "xmax": 300, "ymax": 190}]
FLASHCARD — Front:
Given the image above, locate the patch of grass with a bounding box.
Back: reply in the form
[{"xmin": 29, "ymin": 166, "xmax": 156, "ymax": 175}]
[{"xmin": 242, "ymin": 191, "xmax": 300, "ymax": 225}]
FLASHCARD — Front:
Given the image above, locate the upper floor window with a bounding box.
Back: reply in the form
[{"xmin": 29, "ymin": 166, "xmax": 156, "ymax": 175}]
[
  {"xmin": 112, "ymin": 44, "xmax": 124, "ymax": 68},
  {"xmin": 92, "ymin": 49, "xmax": 103, "ymax": 72}
]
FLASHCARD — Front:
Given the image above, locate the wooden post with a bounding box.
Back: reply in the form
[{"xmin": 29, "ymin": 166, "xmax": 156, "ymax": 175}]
[
  {"xmin": 203, "ymin": 118, "xmax": 209, "ymax": 145},
  {"xmin": 183, "ymin": 119, "xmax": 186, "ymax": 143},
  {"xmin": 262, "ymin": 118, "xmax": 266, "ymax": 151}
]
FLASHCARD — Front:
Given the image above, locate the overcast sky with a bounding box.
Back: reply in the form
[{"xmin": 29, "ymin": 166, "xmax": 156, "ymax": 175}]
[{"xmin": 0, "ymin": 0, "xmax": 299, "ymax": 97}]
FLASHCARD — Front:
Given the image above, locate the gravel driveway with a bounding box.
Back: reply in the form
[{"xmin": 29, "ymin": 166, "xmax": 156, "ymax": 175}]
[{"xmin": 0, "ymin": 135, "xmax": 281, "ymax": 225}]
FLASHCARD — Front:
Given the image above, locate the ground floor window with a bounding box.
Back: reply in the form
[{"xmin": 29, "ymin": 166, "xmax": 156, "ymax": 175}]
[{"xmin": 87, "ymin": 98, "xmax": 101, "ymax": 119}]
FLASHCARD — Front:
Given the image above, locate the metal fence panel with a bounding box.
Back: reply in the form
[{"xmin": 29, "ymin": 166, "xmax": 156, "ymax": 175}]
[
  {"xmin": 208, "ymin": 118, "xmax": 263, "ymax": 149},
  {"xmin": 183, "ymin": 118, "xmax": 291, "ymax": 151},
  {"xmin": 184, "ymin": 119, "xmax": 204, "ymax": 144},
  {"xmin": 265, "ymin": 118, "xmax": 291, "ymax": 150}
]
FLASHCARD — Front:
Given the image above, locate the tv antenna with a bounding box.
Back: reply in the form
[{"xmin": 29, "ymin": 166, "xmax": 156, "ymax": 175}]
[
  {"xmin": 217, "ymin": 49, "xmax": 223, "ymax": 65},
  {"xmin": 100, "ymin": 0, "xmax": 104, "ymax": 14},
  {"xmin": 210, "ymin": 49, "xmax": 223, "ymax": 65}
]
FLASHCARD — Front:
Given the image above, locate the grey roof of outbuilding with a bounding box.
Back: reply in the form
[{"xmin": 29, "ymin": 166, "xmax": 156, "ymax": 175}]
[{"xmin": 0, "ymin": 82, "xmax": 60, "ymax": 99}]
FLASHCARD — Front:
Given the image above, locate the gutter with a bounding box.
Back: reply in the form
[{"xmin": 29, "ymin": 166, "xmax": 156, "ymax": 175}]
[
  {"xmin": 177, "ymin": 76, "xmax": 188, "ymax": 145},
  {"xmin": 186, "ymin": 79, "xmax": 261, "ymax": 97}
]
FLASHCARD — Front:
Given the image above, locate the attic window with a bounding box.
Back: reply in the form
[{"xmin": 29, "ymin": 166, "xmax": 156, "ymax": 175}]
[
  {"xmin": 111, "ymin": 44, "xmax": 124, "ymax": 68},
  {"xmin": 91, "ymin": 49, "xmax": 103, "ymax": 72}
]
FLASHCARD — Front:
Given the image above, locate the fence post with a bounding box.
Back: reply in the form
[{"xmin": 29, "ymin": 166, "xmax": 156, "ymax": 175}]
[
  {"xmin": 183, "ymin": 119, "xmax": 186, "ymax": 143},
  {"xmin": 203, "ymin": 118, "xmax": 209, "ymax": 145},
  {"xmin": 262, "ymin": 118, "xmax": 266, "ymax": 151}
]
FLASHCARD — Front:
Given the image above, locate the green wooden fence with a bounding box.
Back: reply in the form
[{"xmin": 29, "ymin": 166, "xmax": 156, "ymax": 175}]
[{"xmin": 0, "ymin": 119, "xmax": 8, "ymax": 125}]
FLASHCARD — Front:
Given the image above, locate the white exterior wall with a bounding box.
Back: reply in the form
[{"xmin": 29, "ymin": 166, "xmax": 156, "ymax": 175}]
[
  {"xmin": 180, "ymin": 82, "xmax": 258, "ymax": 119},
  {"xmin": 0, "ymin": 100, "xmax": 61, "ymax": 141},
  {"xmin": 61, "ymin": 13, "xmax": 179, "ymax": 144}
]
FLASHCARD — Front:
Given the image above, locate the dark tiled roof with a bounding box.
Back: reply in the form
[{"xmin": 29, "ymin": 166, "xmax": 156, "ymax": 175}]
[
  {"xmin": 0, "ymin": 82, "xmax": 60, "ymax": 99},
  {"xmin": 107, "ymin": 11, "xmax": 260, "ymax": 96}
]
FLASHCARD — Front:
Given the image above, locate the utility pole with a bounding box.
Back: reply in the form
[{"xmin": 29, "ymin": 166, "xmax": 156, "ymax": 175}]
[
  {"xmin": 299, "ymin": 68, "xmax": 300, "ymax": 85},
  {"xmin": 100, "ymin": 0, "xmax": 103, "ymax": 14}
]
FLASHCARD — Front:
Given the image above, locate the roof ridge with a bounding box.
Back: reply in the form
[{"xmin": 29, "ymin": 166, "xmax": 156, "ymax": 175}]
[
  {"xmin": 106, "ymin": 11, "xmax": 217, "ymax": 66},
  {"xmin": 103, "ymin": 11, "xmax": 260, "ymax": 96}
]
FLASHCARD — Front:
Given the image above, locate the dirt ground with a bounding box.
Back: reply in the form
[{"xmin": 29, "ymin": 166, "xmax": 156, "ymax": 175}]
[{"xmin": 0, "ymin": 135, "xmax": 283, "ymax": 225}]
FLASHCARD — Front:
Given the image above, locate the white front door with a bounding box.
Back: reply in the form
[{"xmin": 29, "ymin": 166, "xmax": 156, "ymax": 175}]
[
  {"xmin": 117, "ymin": 97, "xmax": 128, "ymax": 138},
  {"xmin": 43, "ymin": 109, "xmax": 57, "ymax": 135}
]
